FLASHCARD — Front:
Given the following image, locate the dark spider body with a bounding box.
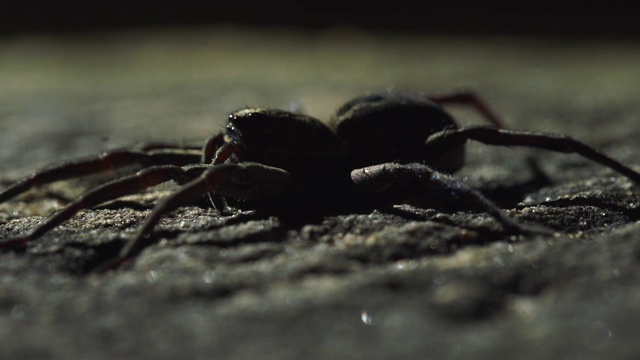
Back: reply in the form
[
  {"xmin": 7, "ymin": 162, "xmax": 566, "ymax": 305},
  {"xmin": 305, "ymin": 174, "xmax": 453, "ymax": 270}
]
[
  {"xmin": 2, "ymin": 90, "xmax": 640, "ymax": 270},
  {"xmin": 224, "ymin": 93, "xmax": 463, "ymax": 206},
  {"xmin": 331, "ymin": 93, "xmax": 463, "ymax": 172},
  {"xmin": 225, "ymin": 108, "xmax": 350, "ymax": 200}
]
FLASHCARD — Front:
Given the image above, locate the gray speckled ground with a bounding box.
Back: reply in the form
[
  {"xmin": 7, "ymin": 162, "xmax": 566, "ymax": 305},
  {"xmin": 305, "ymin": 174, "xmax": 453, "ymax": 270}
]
[{"xmin": 1, "ymin": 27, "xmax": 640, "ymax": 359}]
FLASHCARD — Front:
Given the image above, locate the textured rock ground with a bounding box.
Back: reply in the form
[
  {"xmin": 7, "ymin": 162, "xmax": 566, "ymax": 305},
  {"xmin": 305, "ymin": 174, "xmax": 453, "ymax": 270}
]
[{"xmin": 1, "ymin": 27, "xmax": 640, "ymax": 359}]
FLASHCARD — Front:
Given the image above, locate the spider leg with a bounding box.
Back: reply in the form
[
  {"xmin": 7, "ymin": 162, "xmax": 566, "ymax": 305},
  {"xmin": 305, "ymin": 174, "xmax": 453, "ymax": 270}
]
[
  {"xmin": 0, "ymin": 147, "xmax": 202, "ymax": 204},
  {"xmin": 201, "ymin": 133, "xmax": 226, "ymax": 164},
  {"xmin": 429, "ymin": 90, "xmax": 505, "ymax": 128},
  {"xmin": 0, "ymin": 165, "xmax": 209, "ymax": 248},
  {"xmin": 201, "ymin": 133, "xmax": 246, "ymax": 166},
  {"xmin": 134, "ymin": 142, "xmax": 202, "ymax": 152},
  {"xmin": 199, "ymin": 133, "xmax": 234, "ymax": 211},
  {"xmin": 203, "ymin": 135, "xmax": 248, "ymax": 212},
  {"xmin": 99, "ymin": 162, "xmax": 295, "ymax": 270},
  {"xmin": 351, "ymin": 162, "xmax": 543, "ymax": 234},
  {"xmin": 425, "ymin": 125, "xmax": 640, "ymax": 184}
]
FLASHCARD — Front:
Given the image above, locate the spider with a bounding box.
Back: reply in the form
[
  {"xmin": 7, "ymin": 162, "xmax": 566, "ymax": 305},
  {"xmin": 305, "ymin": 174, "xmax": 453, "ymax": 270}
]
[{"xmin": 1, "ymin": 91, "xmax": 640, "ymax": 271}]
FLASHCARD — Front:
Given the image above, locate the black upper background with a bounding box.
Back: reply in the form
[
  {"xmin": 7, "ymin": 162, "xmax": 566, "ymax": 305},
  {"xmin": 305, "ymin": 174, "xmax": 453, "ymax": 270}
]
[{"xmin": 1, "ymin": 1, "xmax": 638, "ymax": 38}]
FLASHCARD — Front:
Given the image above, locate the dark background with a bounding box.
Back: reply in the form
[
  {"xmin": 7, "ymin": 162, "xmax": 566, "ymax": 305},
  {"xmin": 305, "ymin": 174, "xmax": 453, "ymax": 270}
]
[{"xmin": 2, "ymin": 1, "xmax": 637, "ymax": 38}]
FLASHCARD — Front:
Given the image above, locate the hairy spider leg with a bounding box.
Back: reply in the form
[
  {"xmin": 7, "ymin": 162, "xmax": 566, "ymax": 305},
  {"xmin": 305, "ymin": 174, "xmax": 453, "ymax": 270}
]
[
  {"xmin": 207, "ymin": 140, "xmax": 247, "ymax": 211},
  {"xmin": 429, "ymin": 90, "xmax": 506, "ymax": 128},
  {"xmin": 424, "ymin": 125, "xmax": 640, "ymax": 184},
  {"xmin": 134, "ymin": 142, "xmax": 203, "ymax": 152},
  {"xmin": 212, "ymin": 142, "xmax": 245, "ymax": 165},
  {"xmin": 201, "ymin": 133, "xmax": 226, "ymax": 164},
  {"xmin": 350, "ymin": 162, "xmax": 544, "ymax": 234},
  {"xmin": 199, "ymin": 133, "xmax": 232, "ymax": 210},
  {"xmin": 0, "ymin": 165, "xmax": 209, "ymax": 248},
  {"xmin": 96, "ymin": 162, "xmax": 293, "ymax": 271},
  {"xmin": 0, "ymin": 147, "xmax": 202, "ymax": 204}
]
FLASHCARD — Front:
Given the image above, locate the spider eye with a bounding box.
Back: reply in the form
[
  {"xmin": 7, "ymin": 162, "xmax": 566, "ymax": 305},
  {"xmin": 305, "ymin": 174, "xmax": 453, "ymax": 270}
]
[{"xmin": 226, "ymin": 124, "xmax": 240, "ymax": 140}]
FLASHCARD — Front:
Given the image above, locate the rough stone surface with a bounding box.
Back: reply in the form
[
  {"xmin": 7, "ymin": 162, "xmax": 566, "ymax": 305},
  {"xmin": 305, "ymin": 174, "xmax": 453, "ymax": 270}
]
[{"xmin": 1, "ymin": 28, "xmax": 640, "ymax": 359}]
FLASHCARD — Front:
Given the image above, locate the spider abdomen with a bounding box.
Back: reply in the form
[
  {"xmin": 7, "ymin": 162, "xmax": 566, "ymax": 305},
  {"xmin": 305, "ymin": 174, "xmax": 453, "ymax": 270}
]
[{"xmin": 330, "ymin": 92, "xmax": 463, "ymax": 170}]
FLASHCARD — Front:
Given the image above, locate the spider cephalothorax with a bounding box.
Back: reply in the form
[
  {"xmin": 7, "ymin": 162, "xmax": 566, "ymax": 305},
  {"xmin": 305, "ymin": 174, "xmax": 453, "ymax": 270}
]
[{"xmin": 2, "ymin": 90, "xmax": 640, "ymax": 270}]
